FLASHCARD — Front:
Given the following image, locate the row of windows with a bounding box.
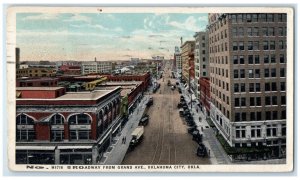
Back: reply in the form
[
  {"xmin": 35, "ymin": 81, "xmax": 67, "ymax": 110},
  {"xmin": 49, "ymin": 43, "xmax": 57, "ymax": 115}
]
[
  {"xmin": 235, "ymin": 110, "xmax": 286, "ymax": 122},
  {"xmin": 232, "ymin": 40, "xmax": 286, "ymax": 51},
  {"xmin": 232, "ymin": 27, "xmax": 287, "ymax": 37},
  {"xmin": 234, "ymin": 82, "xmax": 286, "ymax": 92},
  {"xmin": 233, "ymin": 54, "xmax": 286, "ymax": 64},
  {"xmin": 235, "ymin": 124, "xmax": 286, "ymax": 139},
  {"xmin": 230, "ymin": 13, "xmax": 287, "ymax": 23},
  {"xmin": 234, "ymin": 96, "xmax": 286, "ymax": 107},
  {"xmin": 209, "ymin": 29, "xmax": 228, "ymax": 44},
  {"xmin": 233, "ymin": 68, "xmax": 286, "ymax": 79}
]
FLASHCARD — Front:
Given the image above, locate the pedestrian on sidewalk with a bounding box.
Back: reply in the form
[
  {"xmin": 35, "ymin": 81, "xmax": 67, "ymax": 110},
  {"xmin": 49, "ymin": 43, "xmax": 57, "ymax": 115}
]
[{"xmin": 124, "ymin": 137, "xmax": 127, "ymax": 143}]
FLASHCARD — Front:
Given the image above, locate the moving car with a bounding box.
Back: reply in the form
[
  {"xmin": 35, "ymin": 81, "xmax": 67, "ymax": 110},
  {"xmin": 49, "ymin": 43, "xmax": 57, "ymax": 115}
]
[
  {"xmin": 146, "ymin": 97, "xmax": 154, "ymax": 106},
  {"xmin": 139, "ymin": 116, "xmax": 149, "ymax": 126}
]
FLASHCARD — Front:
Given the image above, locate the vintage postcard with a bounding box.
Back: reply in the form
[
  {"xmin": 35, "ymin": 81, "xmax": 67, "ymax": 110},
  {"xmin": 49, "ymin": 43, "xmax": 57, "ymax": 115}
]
[{"xmin": 6, "ymin": 6, "xmax": 294, "ymax": 172}]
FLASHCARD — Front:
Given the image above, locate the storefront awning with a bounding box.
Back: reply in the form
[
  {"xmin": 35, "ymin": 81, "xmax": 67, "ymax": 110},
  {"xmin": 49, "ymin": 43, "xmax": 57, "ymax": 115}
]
[{"xmin": 16, "ymin": 146, "xmax": 56, "ymax": 151}]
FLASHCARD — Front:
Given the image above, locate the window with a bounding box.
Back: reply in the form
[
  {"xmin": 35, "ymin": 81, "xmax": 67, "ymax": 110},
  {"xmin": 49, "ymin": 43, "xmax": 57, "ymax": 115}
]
[
  {"xmin": 233, "ymin": 42, "xmax": 238, "ymax": 51},
  {"xmin": 265, "ymin": 82, "xmax": 271, "ymax": 91},
  {"xmin": 234, "ymin": 69, "xmax": 239, "ymax": 78},
  {"xmin": 232, "ymin": 27, "xmax": 237, "ymax": 37},
  {"xmin": 238, "ymin": 27, "xmax": 244, "ymax": 36},
  {"xmin": 282, "ymin": 124, "xmax": 286, "ymax": 136},
  {"xmin": 281, "ymin": 96, "xmax": 286, "ymax": 105},
  {"xmin": 270, "ymin": 54, "xmax": 276, "ymax": 63},
  {"xmin": 279, "ymin": 41, "xmax": 284, "ymax": 49},
  {"xmin": 247, "ymin": 27, "xmax": 252, "ymax": 36},
  {"xmin": 266, "ymin": 125, "xmax": 277, "ymax": 137},
  {"xmin": 272, "ymin": 82, "xmax": 277, "ymax": 91},
  {"xmin": 271, "ymin": 68, "xmax": 277, "ymax": 77},
  {"xmin": 235, "ymin": 98, "xmax": 240, "ymax": 107},
  {"xmin": 248, "ymin": 55, "xmax": 253, "ymax": 64},
  {"xmin": 16, "ymin": 114, "xmax": 35, "ymax": 141},
  {"xmin": 264, "ymin": 55, "xmax": 269, "ymax": 63},
  {"xmin": 257, "ymin": 112, "xmax": 262, "ymax": 120},
  {"xmin": 256, "ymin": 83, "xmax": 261, "ymax": 92},
  {"xmin": 278, "ymin": 27, "xmax": 284, "ymax": 36},
  {"xmin": 249, "ymin": 69, "xmax": 254, "ymax": 78},
  {"xmin": 241, "ymin": 83, "xmax": 245, "ymax": 92},
  {"xmin": 267, "ymin": 14, "xmax": 274, "ymax": 22},
  {"xmin": 234, "ymin": 83, "xmax": 239, "ymax": 92},
  {"xmin": 233, "ymin": 55, "xmax": 238, "ymax": 64},
  {"xmin": 256, "ymin": 97, "xmax": 261, "ymax": 106},
  {"xmin": 270, "ymin": 41, "xmax": 275, "ymax": 50},
  {"xmin": 281, "ymin": 82, "xmax": 286, "ymax": 91},
  {"xmin": 250, "ymin": 97, "xmax": 255, "ymax": 106},
  {"xmin": 249, "ymin": 83, "xmax": 254, "ymax": 92},
  {"xmin": 236, "ymin": 126, "xmax": 246, "ymax": 138},
  {"xmin": 69, "ymin": 114, "xmax": 92, "ymax": 140},
  {"xmin": 248, "ymin": 41, "xmax": 253, "ymax": 50},
  {"xmin": 252, "ymin": 14, "xmax": 258, "ymax": 22},
  {"xmin": 240, "ymin": 69, "xmax": 245, "ymax": 78},
  {"xmin": 268, "ymin": 27, "xmax": 275, "ymax": 36},
  {"xmin": 253, "ymin": 41, "xmax": 259, "ymax": 50},
  {"xmin": 266, "ymin": 111, "xmax": 272, "ymax": 120},
  {"xmin": 280, "ymin": 54, "xmax": 285, "ymax": 63},
  {"xmin": 253, "ymin": 27, "xmax": 259, "ymax": 36},
  {"xmin": 50, "ymin": 114, "xmax": 65, "ymax": 141},
  {"xmin": 265, "ymin": 69, "xmax": 270, "ymax": 77},
  {"xmin": 255, "ymin": 69, "xmax": 260, "ymax": 78},
  {"xmin": 263, "ymin": 41, "xmax": 269, "ymax": 50},
  {"xmin": 241, "ymin": 97, "xmax": 246, "ymax": 106},
  {"xmin": 255, "ymin": 55, "xmax": 260, "ymax": 64},
  {"xmin": 240, "ymin": 55, "xmax": 244, "ymax": 64},
  {"xmin": 235, "ymin": 113, "xmax": 241, "ymax": 122},
  {"xmin": 272, "ymin": 96, "xmax": 278, "ymax": 105},
  {"xmin": 261, "ymin": 14, "xmax": 267, "ymax": 22},
  {"xmin": 239, "ymin": 42, "xmax": 244, "ymax": 50},
  {"xmin": 237, "ymin": 14, "xmax": 243, "ymax": 23},
  {"xmin": 265, "ymin": 96, "xmax": 271, "ymax": 105},
  {"xmin": 282, "ymin": 110, "xmax": 286, "ymax": 119},
  {"xmin": 280, "ymin": 68, "xmax": 285, "ymax": 77},
  {"xmin": 262, "ymin": 27, "xmax": 268, "ymax": 36}
]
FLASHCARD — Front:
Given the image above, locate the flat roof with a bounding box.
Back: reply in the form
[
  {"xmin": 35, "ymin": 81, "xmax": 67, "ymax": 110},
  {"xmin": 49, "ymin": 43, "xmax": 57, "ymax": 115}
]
[
  {"xmin": 56, "ymin": 90, "xmax": 110, "ymax": 100},
  {"xmin": 17, "ymin": 78, "xmax": 58, "ymax": 82},
  {"xmin": 16, "ymin": 87, "xmax": 64, "ymax": 91},
  {"xmin": 101, "ymin": 81, "xmax": 143, "ymax": 86}
]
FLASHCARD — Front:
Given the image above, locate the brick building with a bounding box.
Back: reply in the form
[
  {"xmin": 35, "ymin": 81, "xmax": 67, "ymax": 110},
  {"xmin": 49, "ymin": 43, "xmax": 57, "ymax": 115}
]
[
  {"xmin": 16, "ymin": 86, "xmax": 122, "ymax": 165},
  {"xmin": 16, "ymin": 78, "xmax": 58, "ymax": 87},
  {"xmin": 181, "ymin": 41, "xmax": 195, "ymax": 92},
  {"xmin": 199, "ymin": 77, "xmax": 211, "ymax": 117},
  {"xmin": 208, "ymin": 13, "xmax": 287, "ymax": 159}
]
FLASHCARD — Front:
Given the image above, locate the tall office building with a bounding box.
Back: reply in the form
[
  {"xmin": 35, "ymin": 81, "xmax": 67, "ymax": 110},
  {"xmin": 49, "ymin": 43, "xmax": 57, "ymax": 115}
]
[
  {"xmin": 180, "ymin": 41, "xmax": 195, "ymax": 90},
  {"xmin": 174, "ymin": 46, "xmax": 182, "ymax": 75},
  {"xmin": 208, "ymin": 13, "xmax": 287, "ymax": 159},
  {"xmin": 194, "ymin": 32, "xmax": 209, "ymax": 99}
]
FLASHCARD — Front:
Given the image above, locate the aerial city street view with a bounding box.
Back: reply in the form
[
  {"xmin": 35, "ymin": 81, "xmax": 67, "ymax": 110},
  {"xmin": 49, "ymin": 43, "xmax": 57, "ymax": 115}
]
[{"xmin": 14, "ymin": 12, "xmax": 287, "ymax": 166}]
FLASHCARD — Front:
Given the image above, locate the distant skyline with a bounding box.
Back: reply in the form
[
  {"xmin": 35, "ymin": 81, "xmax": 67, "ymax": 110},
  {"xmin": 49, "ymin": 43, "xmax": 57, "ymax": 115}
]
[{"xmin": 17, "ymin": 13, "xmax": 208, "ymax": 61}]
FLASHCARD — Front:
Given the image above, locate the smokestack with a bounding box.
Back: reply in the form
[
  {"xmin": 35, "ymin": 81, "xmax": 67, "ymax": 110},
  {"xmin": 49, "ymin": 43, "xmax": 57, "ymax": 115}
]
[{"xmin": 180, "ymin": 37, "xmax": 183, "ymax": 45}]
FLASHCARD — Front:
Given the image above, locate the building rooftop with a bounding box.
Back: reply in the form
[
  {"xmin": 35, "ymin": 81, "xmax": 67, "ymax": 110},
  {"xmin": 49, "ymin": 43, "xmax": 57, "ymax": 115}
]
[
  {"xmin": 16, "ymin": 87, "xmax": 63, "ymax": 91},
  {"xmin": 56, "ymin": 90, "xmax": 109, "ymax": 100}
]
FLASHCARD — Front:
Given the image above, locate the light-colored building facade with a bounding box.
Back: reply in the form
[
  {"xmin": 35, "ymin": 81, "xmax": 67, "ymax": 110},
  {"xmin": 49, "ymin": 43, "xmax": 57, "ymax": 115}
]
[
  {"xmin": 194, "ymin": 31, "xmax": 209, "ymax": 99},
  {"xmin": 81, "ymin": 61, "xmax": 112, "ymax": 75},
  {"xmin": 174, "ymin": 46, "xmax": 182, "ymax": 75},
  {"xmin": 208, "ymin": 13, "xmax": 287, "ymax": 159},
  {"xmin": 180, "ymin": 41, "xmax": 195, "ymax": 86}
]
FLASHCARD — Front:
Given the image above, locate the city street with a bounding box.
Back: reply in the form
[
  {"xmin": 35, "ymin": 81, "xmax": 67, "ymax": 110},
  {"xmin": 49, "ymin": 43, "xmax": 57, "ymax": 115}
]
[{"xmin": 122, "ymin": 64, "xmax": 211, "ymax": 165}]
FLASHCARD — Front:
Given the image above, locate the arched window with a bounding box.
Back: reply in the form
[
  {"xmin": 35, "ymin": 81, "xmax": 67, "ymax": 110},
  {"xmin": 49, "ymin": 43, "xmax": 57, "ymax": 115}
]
[
  {"xmin": 68, "ymin": 114, "xmax": 91, "ymax": 141},
  {"xmin": 50, "ymin": 114, "xmax": 64, "ymax": 141},
  {"xmin": 16, "ymin": 114, "xmax": 35, "ymax": 141}
]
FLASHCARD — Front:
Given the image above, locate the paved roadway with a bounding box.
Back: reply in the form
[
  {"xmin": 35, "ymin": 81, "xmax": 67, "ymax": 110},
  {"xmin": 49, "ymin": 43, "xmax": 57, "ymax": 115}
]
[{"xmin": 122, "ymin": 64, "xmax": 211, "ymax": 165}]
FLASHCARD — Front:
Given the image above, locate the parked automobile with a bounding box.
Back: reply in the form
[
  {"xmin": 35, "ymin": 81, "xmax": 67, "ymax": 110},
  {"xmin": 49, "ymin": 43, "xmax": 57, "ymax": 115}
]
[
  {"xmin": 178, "ymin": 89, "xmax": 182, "ymax": 94},
  {"xmin": 146, "ymin": 97, "xmax": 153, "ymax": 106},
  {"xmin": 171, "ymin": 86, "xmax": 175, "ymax": 90},
  {"xmin": 177, "ymin": 103, "xmax": 182, "ymax": 109},
  {"xmin": 192, "ymin": 131, "xmax": 202, "ymax": 144},
  {"xmin": 179, "ymin": 110, "xmax": 184, "ymax": 117},
  {"xmin": 187, "ymin": 126, "xmax": 198, "ymax": 134},
  {"xmin": 196, "ymin": 143, "xmax": 207, "ymax": 157},
  {"xmin": 139, "ymin": 116, "xmax": 149, "ymax": 126}
]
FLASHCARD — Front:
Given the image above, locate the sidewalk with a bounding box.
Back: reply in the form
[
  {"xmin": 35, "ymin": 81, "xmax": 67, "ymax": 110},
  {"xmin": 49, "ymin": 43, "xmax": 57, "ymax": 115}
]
[
  {"xmin": 179, "ymin": 83, "xmax": 231, "ymax": 165},
  {"xmin": 100, "ymin": 95, "xmax": 149, "ymax": 165}
]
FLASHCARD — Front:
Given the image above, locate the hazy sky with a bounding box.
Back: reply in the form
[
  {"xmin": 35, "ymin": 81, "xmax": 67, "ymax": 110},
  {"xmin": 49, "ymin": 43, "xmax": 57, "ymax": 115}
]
[{"xmin": 17, "ymin": 13, "xmax": 208, "ymax": 61}]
